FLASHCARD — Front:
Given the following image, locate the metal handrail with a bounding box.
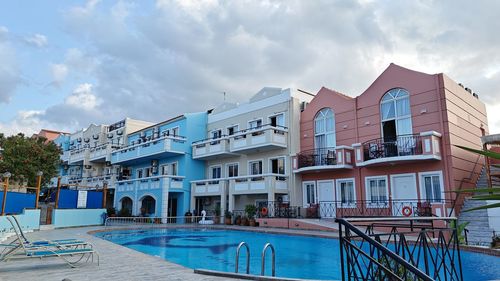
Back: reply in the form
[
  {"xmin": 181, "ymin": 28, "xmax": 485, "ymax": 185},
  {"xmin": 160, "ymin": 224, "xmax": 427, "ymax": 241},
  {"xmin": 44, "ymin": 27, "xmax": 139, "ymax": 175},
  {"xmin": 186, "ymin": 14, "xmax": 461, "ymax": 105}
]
[
  {"xmin": 336, "ymin": 218, "xmax": 433, "ymax": 281},
  {"xmin": 235, "ymin": 242, "xmax": 250, "ymax": 274},
  {"xmin": 448, "ymin": 154, "xmax": 483, "ymax": 217},
  {"xmin": 261, "ymin": 243, "xmax": 275, "ymax": 276}
]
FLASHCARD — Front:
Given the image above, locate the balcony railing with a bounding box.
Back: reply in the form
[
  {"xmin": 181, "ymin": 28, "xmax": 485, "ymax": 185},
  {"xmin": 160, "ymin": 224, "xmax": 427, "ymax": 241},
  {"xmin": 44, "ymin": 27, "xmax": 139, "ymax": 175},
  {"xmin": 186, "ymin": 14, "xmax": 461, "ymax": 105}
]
[
  {"xmin": 191, "ymin": 136, "xmax": 234, "ymax": 160},
  {"xmin": 229, "ymin": 174, "xmax": 288, "ymax": 194},
  {"xmin": 297, "ymin": 147, "xmax": 337, "ymax": 168},
  {"xmin": 229, "ymin": 124, "xmax": 288, "ymax": 153},
  {"xmin": 315, "ymin": 199, "xmax": 452, "ymax": 218},
  {"xmin": 115, "ymin": 175, "xmax": 185, "ymax": 192},
  {"xmin": 111, "ymin": 135, "xmax": 186, "ymax": 164},
  {"xmin": 68, "ymin": 147, "xmax": 89, "ymax": 164},
  {"xmin": 363, "ymin": 134, "xmax": 423, "ymax": 161},
  {"xmin": 89, "ymin": 143, "xmax": 119, "ymax": 161},
  {"xmin": 191, "ymin": 179, "xmax": 227, "ymax": 195}
]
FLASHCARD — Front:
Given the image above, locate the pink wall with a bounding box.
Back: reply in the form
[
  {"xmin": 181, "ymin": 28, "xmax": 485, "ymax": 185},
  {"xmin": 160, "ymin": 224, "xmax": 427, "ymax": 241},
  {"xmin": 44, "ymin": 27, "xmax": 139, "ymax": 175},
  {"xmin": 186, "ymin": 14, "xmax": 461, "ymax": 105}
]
[{"xmin": 299, "ymin": 63, "xmax": 488, "ymax": 213}]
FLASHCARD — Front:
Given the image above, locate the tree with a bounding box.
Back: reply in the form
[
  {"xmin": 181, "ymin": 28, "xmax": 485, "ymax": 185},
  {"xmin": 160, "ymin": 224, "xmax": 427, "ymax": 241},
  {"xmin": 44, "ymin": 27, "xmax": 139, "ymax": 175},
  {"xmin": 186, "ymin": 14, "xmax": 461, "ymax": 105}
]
[
  {"xmin": 0, "ymin": 133, "xmax": 61, "ymax": 188},
  {"xmin": 455, "ymin": 145, "xmax": 500, "ymax": 211}
]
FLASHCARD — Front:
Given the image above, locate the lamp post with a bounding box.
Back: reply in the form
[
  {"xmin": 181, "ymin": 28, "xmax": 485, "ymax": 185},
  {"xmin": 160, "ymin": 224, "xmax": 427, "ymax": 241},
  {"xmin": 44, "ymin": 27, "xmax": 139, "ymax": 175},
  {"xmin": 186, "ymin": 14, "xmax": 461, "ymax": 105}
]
[
  {"xmin": 1, "ymin": 172, "xmax": 12, "ymax": 216},
  {"xmin": 35, "ymin": 171, "xmax": 43, "ymax": 209},
  {"xmin": 55, "ymin": 176, "xmax": 61, "ymax": 209},
  {"xmin": 102, "ymin": 181, "xmax": 108, "ymax": 209}
]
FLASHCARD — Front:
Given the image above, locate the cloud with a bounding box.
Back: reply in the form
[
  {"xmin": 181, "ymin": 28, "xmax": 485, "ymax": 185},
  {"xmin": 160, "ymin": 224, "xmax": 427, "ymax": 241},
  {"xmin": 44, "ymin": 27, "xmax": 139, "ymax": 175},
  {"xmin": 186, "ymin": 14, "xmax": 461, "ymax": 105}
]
[
  {"xmin": 24, "ymin": 33, "xmax": 48, "ymax": 48},
  {"xmin": 0, "ymin": 26, "xmax": 21, "ymax": 104},
  {"xmin": 49, "ymin": 63, "xmax": 68, "ymax": 86},
  {"xmin": 7, "ymin": 0, "xmax": 500, "ymax": 135},
  {"xmin": 64, "ymin": 83, "xmax": 100, "ymax": 110}
]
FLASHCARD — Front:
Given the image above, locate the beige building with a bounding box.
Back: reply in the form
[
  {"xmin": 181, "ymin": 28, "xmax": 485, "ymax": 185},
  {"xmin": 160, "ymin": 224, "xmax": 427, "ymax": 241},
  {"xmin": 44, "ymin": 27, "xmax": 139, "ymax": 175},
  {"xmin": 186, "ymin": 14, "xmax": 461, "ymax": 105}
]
[{"xmin": 190, "ymin": 87, "xmax": 314, "ymax": 215}]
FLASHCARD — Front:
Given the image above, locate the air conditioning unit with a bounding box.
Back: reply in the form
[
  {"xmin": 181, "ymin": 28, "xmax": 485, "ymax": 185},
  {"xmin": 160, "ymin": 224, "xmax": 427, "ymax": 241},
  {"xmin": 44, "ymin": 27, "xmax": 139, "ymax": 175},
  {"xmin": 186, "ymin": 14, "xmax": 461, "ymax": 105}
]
[{"xmin": 300, "ymin": 101, "xmax": 308, "ymax": 112}]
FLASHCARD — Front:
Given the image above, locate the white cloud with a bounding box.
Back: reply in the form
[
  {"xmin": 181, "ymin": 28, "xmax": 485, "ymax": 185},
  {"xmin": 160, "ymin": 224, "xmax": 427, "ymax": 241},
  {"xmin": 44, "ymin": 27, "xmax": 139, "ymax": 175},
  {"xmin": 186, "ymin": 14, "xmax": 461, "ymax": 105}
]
[
  {"xmin": 0, "ymin": 110, "xmax": 44, "ymax": 136},
  {"xmin": 24, "ymin": 33, "xmax": 48, "ymax": 48},
  {"xmin": 0, "ymin": 27, "xmax": 20, "ymax": 104},
  {"xmin": 7, "ymin": 0, "xmax": 499, "ymax": 135},
  {"xmin": 64, "ymin": 83, "xmax": 100, "ymax": 110},
  {"xmin": 50, "ymin": 63, "xmax": 68, "ymax": 86}
]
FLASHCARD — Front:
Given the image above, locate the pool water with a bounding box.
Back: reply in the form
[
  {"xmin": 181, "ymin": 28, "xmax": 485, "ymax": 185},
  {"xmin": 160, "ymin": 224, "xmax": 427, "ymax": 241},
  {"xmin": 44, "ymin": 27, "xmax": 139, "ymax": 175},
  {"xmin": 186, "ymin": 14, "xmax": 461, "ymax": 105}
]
[{"xmin": 95, "ymin": 228, "xmax": 500, "ymax": 280}]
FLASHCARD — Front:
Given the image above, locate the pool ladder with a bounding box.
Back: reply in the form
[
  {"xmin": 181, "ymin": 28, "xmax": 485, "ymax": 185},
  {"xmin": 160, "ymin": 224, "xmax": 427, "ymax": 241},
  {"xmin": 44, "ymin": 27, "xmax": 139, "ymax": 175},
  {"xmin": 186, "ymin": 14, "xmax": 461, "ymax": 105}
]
[{"xmin": 235, "ymin": 241, "xmax": 276, "ymax": 277}]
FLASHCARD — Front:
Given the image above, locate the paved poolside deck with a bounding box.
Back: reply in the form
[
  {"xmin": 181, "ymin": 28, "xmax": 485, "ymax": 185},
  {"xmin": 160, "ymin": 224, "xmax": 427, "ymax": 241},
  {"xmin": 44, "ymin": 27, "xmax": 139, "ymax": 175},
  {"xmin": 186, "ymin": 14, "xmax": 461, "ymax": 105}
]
[{"xmin": 0, "ymin": 225, "xmax": 339, "ymax": 281}]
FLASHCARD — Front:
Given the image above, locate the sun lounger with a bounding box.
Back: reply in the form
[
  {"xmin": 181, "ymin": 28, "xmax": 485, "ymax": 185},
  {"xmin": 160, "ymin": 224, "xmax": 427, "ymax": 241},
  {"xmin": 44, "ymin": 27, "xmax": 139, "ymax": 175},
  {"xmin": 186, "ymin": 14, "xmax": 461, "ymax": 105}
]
[{"xmin": 1, "ymin": 216, "xmax": 98, "ymax": 267}]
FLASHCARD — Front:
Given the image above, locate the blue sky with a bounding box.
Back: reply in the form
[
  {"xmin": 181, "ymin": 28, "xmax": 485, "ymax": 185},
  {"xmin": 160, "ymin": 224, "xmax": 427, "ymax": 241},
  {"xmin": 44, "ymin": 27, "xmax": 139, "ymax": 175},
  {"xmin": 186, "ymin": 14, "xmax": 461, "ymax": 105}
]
[{"xmin": 1, "ymin": 0, "xmax": 500, "ymax": 135}]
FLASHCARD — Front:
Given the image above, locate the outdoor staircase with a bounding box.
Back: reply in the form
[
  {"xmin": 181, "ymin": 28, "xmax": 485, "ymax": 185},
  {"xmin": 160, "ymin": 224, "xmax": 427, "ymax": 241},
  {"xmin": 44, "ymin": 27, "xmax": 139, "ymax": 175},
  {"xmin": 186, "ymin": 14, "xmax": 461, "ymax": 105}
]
[{"xmin": 457, "ymin": 165, "xmax": 500, "ymax": 246}]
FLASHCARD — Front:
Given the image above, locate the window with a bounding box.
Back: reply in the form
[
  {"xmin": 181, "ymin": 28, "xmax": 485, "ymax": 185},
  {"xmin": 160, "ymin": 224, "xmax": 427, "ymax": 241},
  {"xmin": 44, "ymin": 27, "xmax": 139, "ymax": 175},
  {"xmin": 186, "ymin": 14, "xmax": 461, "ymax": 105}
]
[
  {"xmin": 211, "ymin": 129, "xmax": 222, "ymax": 139},
  {"xmin": 269, "ymin": 113, "xmax": 285, "ymax": 128},
  {"xmin": 303, "ymin": 182, "xmax": 317, "ymax": 207},
  {"xmin": 270, "ymin": 157, "xmax": 285, "ymax": 181},
  {"xmin": 249, "ymin": 119, "xmax": 263, "ymax": 130},
  {"xmin": 227, "ymin": 125, "xmax": 238, "ymax": 136},
  {"xmin": 365, "ymin": 177, "xmax": 388, "ymax": 206},
  {"xmin": 227, "ymin": 163, "xmax": 239, "ymax": 178},
  {"xmin": 380, "ymin": 88, "xmax": 412, "ymax": 142},
  {"xmin": 337, "ymin": 179, "xmax": 355, "ymax": 206},
  {"xmin": 249, "ymin": 160, "xmax": 263, "ymax": 175},
  {"xmin": 210, "ymin": 166, "xmax": 222, "ymax": 179},
  {"xmin": 137, "ymin": 169, "xmax": 143, "ymax": 179},
  {"xmin": 421, "ymin": 173, "xmax": 442, "ymax": 202},
  {"xmin": 161, "ymin": 162, "xmax": 178, "ymax": 176},
  {"xmin": 314, "ymin": 108, "xmax": 335, "ymax": 149},
  {"xmin": 144, "ymin": 167, "xmax": 152, "ymax": 177}
]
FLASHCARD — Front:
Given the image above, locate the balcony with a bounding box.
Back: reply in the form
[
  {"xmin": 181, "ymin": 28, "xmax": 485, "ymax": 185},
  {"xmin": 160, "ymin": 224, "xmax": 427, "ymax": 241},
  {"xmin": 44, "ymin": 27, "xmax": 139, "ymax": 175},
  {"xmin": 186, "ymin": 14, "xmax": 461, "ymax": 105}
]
[
  {"xmin": 80, "ymin": 174, "xmax": 119, "ymax": 189},
  {"xmin": 191, "ymin": 179, "xmax": 227, "ymax": 196},
  {"xmin": 229, "ymin": 174, "xmax": 288, "ymax": 195},
  {"xmin": 61, "ymin": 151, "xmax": 70, "ymax": 163},
  {"xmin": 353, "ymin": 131, "xmax": 442, "ymax": 167},
  {"xmin": 115, "ymin": 175, "xmax": 185, "ymax": 193},
  {"xmin": 111, "ymin": 136, "xmax": 186, "ymax": 165},
  {"xmin": 293, "ymin": 146, "xmax": 354, "ymax": 173},
  {"xmin": 89, "ymin": 143, "xmax": 115, "ymax": 162},
  {"xmin": 229, "ymin": 125, "xmax": 288, "ymax": 153},
  {"xmin": 192, "ymin": 137, "xmax": 237, "ymax": 160},
  {"xmin": 68, "ymin": 148, "xmax": 89, "ymax": 164}
]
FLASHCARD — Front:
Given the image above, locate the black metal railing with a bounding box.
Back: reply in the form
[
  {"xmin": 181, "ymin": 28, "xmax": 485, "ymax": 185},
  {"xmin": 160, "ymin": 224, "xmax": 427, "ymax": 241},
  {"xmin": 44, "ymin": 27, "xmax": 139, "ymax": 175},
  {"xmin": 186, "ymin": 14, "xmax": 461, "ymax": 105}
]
[
  {"xmin": 317, "ymin": 199, "xmax": 452, "ymax": 218},
  {"xmin": 297, "ymin": 147, "xmax": 337, "ymax": 168},
  {"xmin": 363, "ymin": 134, "xmax": 423, "ymax": 161},
  {"xmin": 255, "ymin": 201, "xmax": 300, "ymax": 218},
  {"xmin": 336, "ymin": 217, "xmax": 463, "ymax": 281}
]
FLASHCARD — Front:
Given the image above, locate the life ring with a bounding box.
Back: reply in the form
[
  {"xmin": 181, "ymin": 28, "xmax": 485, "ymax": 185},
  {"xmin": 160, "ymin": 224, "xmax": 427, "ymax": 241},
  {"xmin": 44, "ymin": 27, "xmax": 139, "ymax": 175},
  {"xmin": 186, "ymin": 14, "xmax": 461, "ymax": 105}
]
[
  {"xmin": 402, "ymin": 206, "xmax": 413, "ymax": 217},
  {"xmin": 261, "ymin": 207, "xmax": 268, "ymax": 216}
]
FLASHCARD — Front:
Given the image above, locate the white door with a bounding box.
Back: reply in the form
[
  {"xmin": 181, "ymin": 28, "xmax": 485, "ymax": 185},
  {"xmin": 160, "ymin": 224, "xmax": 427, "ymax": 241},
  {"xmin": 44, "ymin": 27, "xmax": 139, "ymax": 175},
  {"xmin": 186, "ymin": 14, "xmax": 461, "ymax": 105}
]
[
  {"xmin": 318, "ymin": 181, "xmax": 335, "ymax": 218},
  {"xmin": 391, "ymin": 174, "xmax": 417, "ymax": 216}
]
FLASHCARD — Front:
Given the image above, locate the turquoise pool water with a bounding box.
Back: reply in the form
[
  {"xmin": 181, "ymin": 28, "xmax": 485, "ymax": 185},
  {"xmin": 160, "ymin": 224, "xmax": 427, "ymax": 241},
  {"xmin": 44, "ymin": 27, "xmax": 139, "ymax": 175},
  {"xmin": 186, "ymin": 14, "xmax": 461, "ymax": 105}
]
[{"xmin": 95, "ymin": 228, "xmax": 500, "ymax": 280}]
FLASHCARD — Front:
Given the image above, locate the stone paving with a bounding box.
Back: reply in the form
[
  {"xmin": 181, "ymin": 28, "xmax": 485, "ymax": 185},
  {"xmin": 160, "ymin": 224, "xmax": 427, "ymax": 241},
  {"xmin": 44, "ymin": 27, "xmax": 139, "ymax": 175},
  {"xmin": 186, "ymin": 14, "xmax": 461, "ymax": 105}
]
[{"xmin": 0, "ymin": 225, "xmax": 339, "ymax": 281}]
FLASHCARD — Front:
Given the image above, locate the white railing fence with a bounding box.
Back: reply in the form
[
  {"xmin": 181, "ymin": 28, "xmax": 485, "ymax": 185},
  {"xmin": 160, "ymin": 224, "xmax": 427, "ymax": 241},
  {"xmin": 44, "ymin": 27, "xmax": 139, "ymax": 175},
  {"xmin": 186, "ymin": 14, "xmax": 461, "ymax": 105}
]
[{"xmin": 104, "ymin": 215, "xmax": 224, "ymax": 229}]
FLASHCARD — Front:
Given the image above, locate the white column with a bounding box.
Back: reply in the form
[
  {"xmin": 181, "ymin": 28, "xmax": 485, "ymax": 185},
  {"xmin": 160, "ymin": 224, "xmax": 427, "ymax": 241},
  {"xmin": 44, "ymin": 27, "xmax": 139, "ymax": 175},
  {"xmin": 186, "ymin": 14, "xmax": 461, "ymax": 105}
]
[{"xmin": 161, "ymin": 178, "xmax": 170, "ymax": 222}]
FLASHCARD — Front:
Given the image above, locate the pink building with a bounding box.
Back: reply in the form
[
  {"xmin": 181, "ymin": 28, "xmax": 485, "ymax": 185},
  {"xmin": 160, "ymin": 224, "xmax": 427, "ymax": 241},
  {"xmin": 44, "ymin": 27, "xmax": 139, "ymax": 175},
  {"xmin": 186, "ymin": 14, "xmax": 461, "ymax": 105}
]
[{"xmin": 293, "ymin": 63, "xmax": 488, "ymax": 218}]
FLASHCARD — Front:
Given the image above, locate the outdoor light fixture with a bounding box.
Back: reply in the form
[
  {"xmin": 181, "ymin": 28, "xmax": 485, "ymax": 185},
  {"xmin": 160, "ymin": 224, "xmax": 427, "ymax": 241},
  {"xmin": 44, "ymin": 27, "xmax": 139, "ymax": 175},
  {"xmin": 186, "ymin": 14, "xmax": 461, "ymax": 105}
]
[
  {"xmin": 3, "ymin": 172, "xmax": 11, "ymax": 178},
  {"xmin": 36, "ymin": 171, "xmax": 43, "ymax": 177}
]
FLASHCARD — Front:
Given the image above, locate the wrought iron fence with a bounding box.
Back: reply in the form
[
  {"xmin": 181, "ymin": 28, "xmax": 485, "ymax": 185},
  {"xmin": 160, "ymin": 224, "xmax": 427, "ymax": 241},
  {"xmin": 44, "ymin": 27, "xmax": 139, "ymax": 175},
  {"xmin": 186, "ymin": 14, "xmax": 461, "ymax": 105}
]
[
  {"xmin": 296, "ymin": 147, "xmax": 337, "ymax": 169},
  {"xmin": 336, "ymin": 217, "xmax": 463, "ymax": 281},
  {"xmin": 317, "ymin": 199, "xmax": 452, "ymax": 218},
  {"xmin": 255, "ymin": 201, "xmax": 300, "ymax": 218},
  {"xmin": 363, "ymin": 134, "xmax": 423, "ymax": 161}
]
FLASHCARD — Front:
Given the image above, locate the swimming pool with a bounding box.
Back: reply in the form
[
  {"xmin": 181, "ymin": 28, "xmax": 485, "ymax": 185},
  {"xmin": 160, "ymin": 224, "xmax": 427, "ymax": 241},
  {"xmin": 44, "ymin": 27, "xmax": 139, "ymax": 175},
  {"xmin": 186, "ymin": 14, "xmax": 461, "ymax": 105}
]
[{"xmin": 95, "ymin": 228, "xmax": 500, "ymax": 280}]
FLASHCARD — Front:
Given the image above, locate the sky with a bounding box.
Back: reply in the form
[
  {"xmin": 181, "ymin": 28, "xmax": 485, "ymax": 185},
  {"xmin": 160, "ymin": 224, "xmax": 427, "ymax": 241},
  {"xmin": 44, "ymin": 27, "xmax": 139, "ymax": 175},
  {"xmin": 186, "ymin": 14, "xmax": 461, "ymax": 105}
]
[{"xmin": 0, "ymin": 0, "xmax": 499, "ymax": 136}]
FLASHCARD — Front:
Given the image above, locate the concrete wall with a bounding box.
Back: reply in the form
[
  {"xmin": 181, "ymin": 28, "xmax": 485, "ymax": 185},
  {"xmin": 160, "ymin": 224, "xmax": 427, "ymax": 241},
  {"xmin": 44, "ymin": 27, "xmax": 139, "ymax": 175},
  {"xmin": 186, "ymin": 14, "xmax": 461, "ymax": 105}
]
[
  {"xmin": 0, "ymin": 209, "xmax": 41, "ymax": 241},
  {"xmin": 52, "ymin": 208, "xmax": 106, "ymax": 228}
]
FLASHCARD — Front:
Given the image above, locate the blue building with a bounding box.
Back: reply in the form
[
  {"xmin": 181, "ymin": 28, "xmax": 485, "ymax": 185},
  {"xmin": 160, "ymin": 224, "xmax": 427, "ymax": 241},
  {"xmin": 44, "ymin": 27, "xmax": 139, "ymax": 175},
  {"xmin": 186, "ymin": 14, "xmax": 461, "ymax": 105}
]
[{"xmin": 112, "ymin": 112, "xmax": 207, "ymax": 218}]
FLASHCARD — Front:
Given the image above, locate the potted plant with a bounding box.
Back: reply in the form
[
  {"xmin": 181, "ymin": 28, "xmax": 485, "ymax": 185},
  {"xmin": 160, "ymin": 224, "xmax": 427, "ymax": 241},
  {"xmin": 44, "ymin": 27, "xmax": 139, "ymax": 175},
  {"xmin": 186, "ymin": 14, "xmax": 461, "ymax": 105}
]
[
  {"xmin": 241, "ymin": 216, "xmax": 249, "ymax": 226},
  {"xmin": 107, "ymin": 207, "xmax": 116, "ymax": 217},
  {"xmin": 245, "ymin": 204, "xmax": 257, "ymax": 227},
  {"xmin": 235, "ymin": 215, "xmax": 242, "ymax": 225},
  {"xmin": 224, "ymin": 210, "xmax": 233, "ymax": 225},
  {"xmin": 214, "ymin": 206, "xmax": 221, "ymax": 224}
]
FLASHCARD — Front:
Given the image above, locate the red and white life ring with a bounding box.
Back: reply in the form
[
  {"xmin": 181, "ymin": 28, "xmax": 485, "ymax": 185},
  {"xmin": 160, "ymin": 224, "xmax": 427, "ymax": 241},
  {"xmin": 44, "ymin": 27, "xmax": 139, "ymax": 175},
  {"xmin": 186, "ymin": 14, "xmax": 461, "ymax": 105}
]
[
  {"xmin": 402, "ymin": 206, "xmax": 413, "ymax": 217},
  {"xmin": 261, "ymin": 207, "xmax": 268, "ymax": 216}
]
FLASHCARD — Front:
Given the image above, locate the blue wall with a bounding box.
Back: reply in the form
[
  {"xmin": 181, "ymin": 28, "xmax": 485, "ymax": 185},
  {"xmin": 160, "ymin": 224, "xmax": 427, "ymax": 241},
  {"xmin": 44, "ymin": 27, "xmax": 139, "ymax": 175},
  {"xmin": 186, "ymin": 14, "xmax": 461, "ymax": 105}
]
[
  {"xmin": 0, "ymin": 191, "xmax": 36, "ymax": 214},
  {"xmin": 56, "ymin": 189, "xmax": 103, "ymax": 209},
  {"xmin": 52, "ymin": 208, "xmax": 106, "ymax": 228},
  {"xmin": 0, "ymin": 209, "xmax": 41, "ymax": 240}
]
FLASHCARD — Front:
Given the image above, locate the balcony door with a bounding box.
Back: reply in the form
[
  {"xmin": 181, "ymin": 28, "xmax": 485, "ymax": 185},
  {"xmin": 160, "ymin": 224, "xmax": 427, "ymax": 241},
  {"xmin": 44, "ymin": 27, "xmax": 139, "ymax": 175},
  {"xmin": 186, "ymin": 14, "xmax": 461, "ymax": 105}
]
[
  {"xmin": 390, "ymin": 174, "xmax": 417, "ymax": 216},
  {"xmin": 380, "ymin": 88, "xmax": 412, "ymax": 143},
  {"xmin": 269, "ymin": 113, "xmax": 284, "ymax": 128},
  {"xmin": 317, "ymin": 180, "xmax": 335, "ymax": 218},
  {"xmin": 314, "ymin": 108, "xmax": 335, "ymax": 150}
]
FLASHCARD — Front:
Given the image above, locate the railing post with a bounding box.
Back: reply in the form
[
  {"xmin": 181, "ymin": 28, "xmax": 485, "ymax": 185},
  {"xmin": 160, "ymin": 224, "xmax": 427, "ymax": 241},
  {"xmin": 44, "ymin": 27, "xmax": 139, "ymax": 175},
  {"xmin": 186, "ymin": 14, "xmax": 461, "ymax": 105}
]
[
  {"xmin": 55, "ymin": 176, "xmax": 61, "ymax": 209},
  {"xmin": 338, "ymin": 221, "xmax": 345, "ymax": 281}
]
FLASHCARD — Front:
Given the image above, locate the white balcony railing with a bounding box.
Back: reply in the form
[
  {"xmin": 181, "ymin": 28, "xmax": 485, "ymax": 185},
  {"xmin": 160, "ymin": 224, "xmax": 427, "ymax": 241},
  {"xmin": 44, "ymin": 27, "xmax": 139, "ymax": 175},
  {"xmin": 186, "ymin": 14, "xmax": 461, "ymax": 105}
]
[
  {"xmin": 115, "ymin": 175, "xmax": 185, "ymax": 193},
  {"xmin": 192, "ymin": 138, "xmax": 234, "ymax": 160},
  {"xmin": 68, "ymin": 148, "xmax": 89, "ymax": 164},
  {"xmin": 229, "ymin": 125, "xmax": 288, "ymax": 153},
  {"xmin": 229, "ymin": 174, "xmax": 288, "ymax": 194},
  {"xmin": 89, "ymin": 143, "xmax": 114, "ymax": 161},
  {"xmin": 191, "ymin": 179, "xmax": 227, "ymax": 196}
]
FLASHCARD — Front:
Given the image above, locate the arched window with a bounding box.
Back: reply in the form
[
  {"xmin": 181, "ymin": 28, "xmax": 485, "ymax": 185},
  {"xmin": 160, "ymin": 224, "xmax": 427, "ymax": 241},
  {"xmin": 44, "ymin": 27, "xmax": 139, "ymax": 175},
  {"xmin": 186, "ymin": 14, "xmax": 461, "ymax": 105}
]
[
  {"xmin": 380, "ymin": 88, "xmax": 412, "ymax": 141},
  {"xmin": 314, "ymin": 108, "xmax": 335, "ymax": 149}
]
